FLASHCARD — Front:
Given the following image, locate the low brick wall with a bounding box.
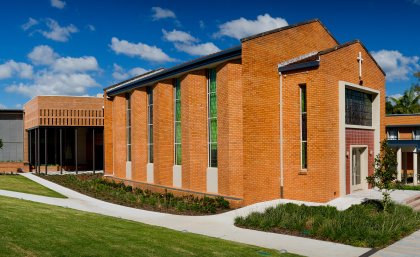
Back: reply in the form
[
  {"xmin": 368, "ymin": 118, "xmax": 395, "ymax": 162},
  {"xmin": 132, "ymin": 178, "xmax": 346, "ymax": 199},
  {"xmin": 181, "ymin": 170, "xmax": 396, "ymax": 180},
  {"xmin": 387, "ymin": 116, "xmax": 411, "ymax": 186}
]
[
  {"xmin": 0, "ymin": 162, "xmax": 29, "ymax": 173},
  {"xmin": 104, "ymin": 176, "xmax": 244, "ymax": 208}
]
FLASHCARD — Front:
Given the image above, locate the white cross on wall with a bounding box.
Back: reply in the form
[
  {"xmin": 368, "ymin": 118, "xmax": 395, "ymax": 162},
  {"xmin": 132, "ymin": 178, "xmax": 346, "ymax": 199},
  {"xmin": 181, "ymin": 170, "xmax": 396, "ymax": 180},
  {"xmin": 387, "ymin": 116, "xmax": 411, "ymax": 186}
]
[{"xmin": 357, "ymin": 52, "xmax": 363, "ymax": 80}]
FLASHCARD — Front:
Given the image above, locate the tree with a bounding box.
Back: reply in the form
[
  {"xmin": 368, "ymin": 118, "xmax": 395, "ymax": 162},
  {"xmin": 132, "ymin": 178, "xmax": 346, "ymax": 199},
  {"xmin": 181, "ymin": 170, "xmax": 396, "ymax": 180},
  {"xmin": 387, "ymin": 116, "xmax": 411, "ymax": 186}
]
[
  {"xmin": 366, "ymin": 140, "xmax": 398, "ymax": 212},
  {"xmin": 389, "ymin": 85, "xmax": 420, "ymax": 114},
  {"xmin": 386, "ymin": 97, "xmax": 395, "ymax": 114}
]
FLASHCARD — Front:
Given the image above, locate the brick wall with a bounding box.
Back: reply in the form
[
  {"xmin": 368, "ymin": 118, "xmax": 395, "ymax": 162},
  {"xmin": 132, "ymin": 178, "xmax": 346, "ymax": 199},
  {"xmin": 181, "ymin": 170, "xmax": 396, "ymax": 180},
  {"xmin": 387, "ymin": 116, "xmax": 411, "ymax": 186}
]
[
  {"xmin": 345, "ymin": 128, "xmax": 374, "ymax": 194},
  {"xmin": 217, "ymin": 60, "xmax": 244, "ymax": 197},
  {"xmin": 112, "ymin": 95, "xmax": 126, "ymax": 178},
  {"xmin": 385, "ymin": 115, "xmax": 420, "ymax": 126},
  {"xmin": 154, "ymin": 80, "xmax": 174, "ymax": 186},
  {"xmin": 241, "ymin": 20, "xmax": 339, "ymax": 204},
  {"xmin": 104, "ymin": 94, "xmax": 113, "ymax": 175},
  {"xmin": 131, "ymin": 89, "xmax": 148, "ymax": 182},
  {"xmin": 180, "ymin": 70, "xmax": 208, "ymax": 191}
]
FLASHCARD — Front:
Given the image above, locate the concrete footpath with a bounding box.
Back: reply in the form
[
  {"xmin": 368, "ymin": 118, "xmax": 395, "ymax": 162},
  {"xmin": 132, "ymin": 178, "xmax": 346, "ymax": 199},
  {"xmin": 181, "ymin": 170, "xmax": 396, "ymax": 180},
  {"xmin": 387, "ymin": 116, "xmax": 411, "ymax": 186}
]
[{"xmin": 0, "ymin": 173, "xmax": 414, "ymax": 257}]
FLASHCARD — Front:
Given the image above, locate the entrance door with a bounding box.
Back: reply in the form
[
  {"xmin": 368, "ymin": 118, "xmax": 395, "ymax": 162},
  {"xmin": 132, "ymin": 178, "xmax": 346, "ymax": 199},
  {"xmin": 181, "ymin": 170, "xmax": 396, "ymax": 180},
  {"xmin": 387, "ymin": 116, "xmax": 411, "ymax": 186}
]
[{"xmin": 351, "ymin": 147, "xmax": 367, "ymax": 192}]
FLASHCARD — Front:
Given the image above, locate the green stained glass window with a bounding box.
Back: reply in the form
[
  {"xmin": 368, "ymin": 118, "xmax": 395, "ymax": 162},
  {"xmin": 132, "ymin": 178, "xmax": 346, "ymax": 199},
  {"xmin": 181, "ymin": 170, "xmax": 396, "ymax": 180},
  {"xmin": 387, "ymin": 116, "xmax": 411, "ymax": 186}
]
[
  {"xmin": 147, "ymin": 87, "xmax": 153, "ymax": 163},
  {"xmin": 174, "ymin": 79, "xmax": 182, "ymax": 165},
  {"xmin": 208, "ymin": 68, "xmax": 218, "ymax": 168},
  {"xmin": 300, "ymin": 85, "xmax": 307, "ymax": 170}
]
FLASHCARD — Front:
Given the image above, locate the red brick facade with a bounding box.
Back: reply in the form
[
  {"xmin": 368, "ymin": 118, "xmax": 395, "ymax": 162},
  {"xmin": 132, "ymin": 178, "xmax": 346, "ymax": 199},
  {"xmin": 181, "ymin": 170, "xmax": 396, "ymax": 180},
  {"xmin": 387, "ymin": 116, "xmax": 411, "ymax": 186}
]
[
  {"xmin": 104, "ymin": 20, "xmax": 386, "ymax": 206},
  {"xmin": 345, "ymin": 128, "xmax": 374, "ymax": 194}
]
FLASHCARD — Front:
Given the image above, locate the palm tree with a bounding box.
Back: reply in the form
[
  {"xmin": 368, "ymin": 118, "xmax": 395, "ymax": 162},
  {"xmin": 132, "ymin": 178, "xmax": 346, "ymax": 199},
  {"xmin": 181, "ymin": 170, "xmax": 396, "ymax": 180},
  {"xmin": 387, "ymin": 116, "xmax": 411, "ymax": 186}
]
[{"xmin": 389, "ymin": 86, "xmax": 420, "ymax": 114}]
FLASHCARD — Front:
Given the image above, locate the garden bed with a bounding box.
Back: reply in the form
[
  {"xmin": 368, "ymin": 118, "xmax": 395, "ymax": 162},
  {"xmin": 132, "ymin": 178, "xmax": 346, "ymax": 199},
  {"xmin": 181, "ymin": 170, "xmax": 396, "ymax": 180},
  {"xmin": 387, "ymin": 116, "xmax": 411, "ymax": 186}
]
[
  {"xmin": 235, "ymin": 201, "xmax": 420, "ymax": 248},
  {"xmin": 38, "ymin": 174, "xmax": 230, "ymax": 215}
]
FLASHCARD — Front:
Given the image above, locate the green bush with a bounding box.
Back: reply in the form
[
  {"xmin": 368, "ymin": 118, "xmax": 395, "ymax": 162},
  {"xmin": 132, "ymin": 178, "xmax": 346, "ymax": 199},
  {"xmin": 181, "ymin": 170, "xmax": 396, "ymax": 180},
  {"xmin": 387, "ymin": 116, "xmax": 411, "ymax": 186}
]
[
  {"xmin": 38, "ymin": 174, "xmax": 229, "ymax": 215},
  {"xmin": 235, "ymin": 202, "xmax": 420, "ymax": 248}
]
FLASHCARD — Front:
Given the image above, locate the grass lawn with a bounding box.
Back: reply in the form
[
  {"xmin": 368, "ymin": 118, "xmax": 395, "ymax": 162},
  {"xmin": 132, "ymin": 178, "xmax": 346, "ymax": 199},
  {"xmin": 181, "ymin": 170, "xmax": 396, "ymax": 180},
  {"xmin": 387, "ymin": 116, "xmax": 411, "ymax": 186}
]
[
  {"xmin": 0, "ymin": 196, "xmax": 299, "ymax": 257},
  {"xmin": 235, "ymin": 202, "xmax": 420, "ymax": 248},
  {"xmin": 0, "ymin": 175, "xmax": 65, "ymax": 198}
]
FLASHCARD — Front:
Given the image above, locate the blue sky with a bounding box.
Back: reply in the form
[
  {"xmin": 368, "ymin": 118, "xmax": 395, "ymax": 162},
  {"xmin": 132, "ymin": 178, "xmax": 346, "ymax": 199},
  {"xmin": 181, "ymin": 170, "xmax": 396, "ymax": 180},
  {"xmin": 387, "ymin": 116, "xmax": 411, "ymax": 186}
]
[{"xmin": 0, "ymin": 0, "xmax": 419, "ymax": 108}]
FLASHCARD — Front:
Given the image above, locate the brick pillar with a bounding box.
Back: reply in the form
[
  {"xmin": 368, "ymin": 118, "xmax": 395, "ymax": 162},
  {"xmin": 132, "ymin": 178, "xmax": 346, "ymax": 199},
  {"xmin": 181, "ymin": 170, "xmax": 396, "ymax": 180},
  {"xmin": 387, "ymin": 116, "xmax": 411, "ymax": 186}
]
[
  {"xmin": 217, "ymin": 61, "xmax": 244, "ymax": 198},
  {"xmin": 154, "ymin": 80, "xmax": 174, "ymax": 186},
  {"xmin": 131, "ymin": 89, "xmax": 148, "ymax": 182},
  {"xmin": 103, "ymin": 94, "xmax": 113, "ymax": 175},
  {"xmin": 112, "ymin": 95, "xmax": 126, "ymax": 179},
  {"xmin": 181, "ymin": 70, "xmax": 208, "ymax": 191}
]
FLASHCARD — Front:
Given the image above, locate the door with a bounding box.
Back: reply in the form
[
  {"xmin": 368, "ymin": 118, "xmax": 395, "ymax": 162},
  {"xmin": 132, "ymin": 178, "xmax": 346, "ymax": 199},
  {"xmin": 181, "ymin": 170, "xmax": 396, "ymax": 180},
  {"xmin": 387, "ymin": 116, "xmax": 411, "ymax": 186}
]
[{"xmin": 351, "ymin": 147, "xmax": 366, "ymax": 192}]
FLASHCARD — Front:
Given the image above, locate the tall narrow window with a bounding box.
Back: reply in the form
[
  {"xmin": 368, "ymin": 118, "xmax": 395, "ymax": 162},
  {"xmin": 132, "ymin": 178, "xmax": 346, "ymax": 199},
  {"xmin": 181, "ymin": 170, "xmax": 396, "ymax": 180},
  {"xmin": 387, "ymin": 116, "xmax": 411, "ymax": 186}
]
[
  {"xmin": 208, "ymin": 68, "xmax": 218, "ymax": 167},
  {"xmin": 174, "ymin": 79, "xmax": 182, "ymax": 165},
  {"xmin": 300, "ymin": 85, "xmax": 307, "ymax": 169},
  {"xmin": 147, "ymin": 88, "xmax": 153, "ymax": 163},
  {"xmin": 126, "ymin": 93, "xmax": 131, "ymax": 162}
]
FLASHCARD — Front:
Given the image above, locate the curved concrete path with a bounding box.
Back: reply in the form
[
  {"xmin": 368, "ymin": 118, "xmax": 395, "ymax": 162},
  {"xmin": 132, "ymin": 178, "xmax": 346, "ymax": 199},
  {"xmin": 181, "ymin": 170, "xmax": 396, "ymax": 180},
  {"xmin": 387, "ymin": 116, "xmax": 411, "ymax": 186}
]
[{"xmin": 0, "ymin": 173, "xmax": 374, "ymax": 257}]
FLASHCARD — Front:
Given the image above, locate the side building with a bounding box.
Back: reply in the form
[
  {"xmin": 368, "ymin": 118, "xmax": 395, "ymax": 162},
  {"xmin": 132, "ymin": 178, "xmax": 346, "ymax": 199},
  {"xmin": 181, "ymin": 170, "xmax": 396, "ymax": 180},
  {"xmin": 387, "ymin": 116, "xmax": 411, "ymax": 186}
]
[
  {"xmin": 0, "ymin": 110, "xmax": 26, "ymax": 172},
  {"xmin": 24, "ymin": 96, "xmax": 104, "ymax": 173},
  {"xmin": 103, "ymin": 19, "xmax": 386, "ymax": 206},
  {"xmin": 385, "ymin": 114, "xmax": 420, "ymax": 185}
]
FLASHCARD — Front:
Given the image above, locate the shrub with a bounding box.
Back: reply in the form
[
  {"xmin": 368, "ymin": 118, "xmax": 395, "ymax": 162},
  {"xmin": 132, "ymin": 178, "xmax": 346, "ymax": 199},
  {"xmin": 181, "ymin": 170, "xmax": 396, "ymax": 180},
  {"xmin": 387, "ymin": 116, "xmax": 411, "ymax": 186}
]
[
  {"xmin": 235, "ymin": 202, "xmax": 420, "ymax": 248},
  {"xmin": 38, "ymin": 174, "xmax": 230, "ymax": 215}
]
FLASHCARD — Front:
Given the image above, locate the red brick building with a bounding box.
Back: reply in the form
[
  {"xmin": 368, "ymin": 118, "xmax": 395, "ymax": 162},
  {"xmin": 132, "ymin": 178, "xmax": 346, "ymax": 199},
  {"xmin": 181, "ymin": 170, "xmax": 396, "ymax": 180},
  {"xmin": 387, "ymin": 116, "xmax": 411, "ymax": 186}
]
[
  {"xmin": 104, "ymin": 19, "xmax": 386, "ymax": 206},
  {"xmin": 23, "ymin": 96, "xmax": 104, "ymax": 173}
]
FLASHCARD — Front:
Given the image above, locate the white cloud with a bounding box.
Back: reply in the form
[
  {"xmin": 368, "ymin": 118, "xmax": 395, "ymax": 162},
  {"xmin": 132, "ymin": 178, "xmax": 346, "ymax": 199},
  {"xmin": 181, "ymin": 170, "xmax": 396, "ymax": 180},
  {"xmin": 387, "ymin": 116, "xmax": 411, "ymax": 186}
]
[
  {"xmin": 174, "ymin": 42, "xmax": 220, "ymax": 56},
  {"xmin": 87, "ymin": 24, "xmax": 96, "ymax": 31},
  {"xmin": 112, "ymin": 64, "xmax": 149, "ymax": 80},
  {"xmin": 5, "ymin": 46, "xmax": 100, "ymax": 98},
  {"xmin": 110, "ymin": 37, "xmax": 175, "ymax": 62},
  {"xmin": 53, "ymin": 56, "xmax": 99, "ymax": 73},
  {"xmin": 21, "ymin": 17, "xmax": 38, "ymax": 31},
  {"xmin": 6, "ymin": 73, "xmax": 98, "ymax": 98},
  {"xmin": 0, "ymin": 103, "xmax": 6, "ymax": 109},
  {"xmin": 0, "ymin": 60, "xmax": 33, "ymax": 79},
  {"xmin": 151, "ymin": 7, "xmax": 176, "ymax": 20},
  {"xmin": 39, "ymin": 18, "xmax": 78, "ymax": 42},
  {"xmin": 410, "ymin": 0, "xmax": 420, "ymax": 5},
  {"xmin": 371, "ymin": 50, "xmax": 420, "ymax": 81},
  {"xmin": 387, "ymin": 93, "xmax": 403, "ymax": 100},
  {"xmin": 50, "ymin": 0, "xmax": 66, "ymax": 9},
  {"xmin": 162, "ymin": 29, "xmax": 197, "ymax": 43},
  {"xmin": 215, "ymin": 14, "xmax": 288, "ymax": 40},
  {"xmin": 28, "ymin": 45, "xmax": 59, "ymax": 65}
]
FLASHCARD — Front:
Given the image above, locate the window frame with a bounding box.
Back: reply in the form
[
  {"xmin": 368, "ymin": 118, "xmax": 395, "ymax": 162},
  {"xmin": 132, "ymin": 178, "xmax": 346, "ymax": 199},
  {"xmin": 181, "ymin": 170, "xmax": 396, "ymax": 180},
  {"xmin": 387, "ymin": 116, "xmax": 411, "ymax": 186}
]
[
  {"xmin": 174, "ymin": 78, "xmax": 182, "ymax": 165},
  {"xmin": 300, "ymin": 84, "xmax": 307, "ymax": 170},
  {"xmin": 126, "ymin": 93, "xmax": 131, "ymax": 162},
  {"xmin": 207, "ymin": 68, "xmax": 218, "ymax": 168},
  {"xmin": 147, "ymin": 87, "xmax": 154, "ymax": 163}
]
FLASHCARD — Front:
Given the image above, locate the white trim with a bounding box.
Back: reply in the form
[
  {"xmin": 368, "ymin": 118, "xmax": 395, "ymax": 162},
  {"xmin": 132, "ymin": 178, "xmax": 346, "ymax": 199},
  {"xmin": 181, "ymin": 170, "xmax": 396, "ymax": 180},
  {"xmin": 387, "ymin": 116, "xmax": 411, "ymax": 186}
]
[
  {"xmin": 339, "ymin": 80, "xmax": 381, "ymax": 196},
  {"xmin": 125, "ymin": 161, "xmax": 132, "ymax": 180},
  {"xmin": 349, "ymin": 145, "xmax": 368, "ymax": 192},
  {"xmin": 147, "ymin": 163, "xmax": 154, "ymax": 183},
  {"xmin": 206, "ymin": 167, "xmax": 218, "ymax": 193},
  {"xmin": 173, "ymin": 165, "xmax": 182, "ymax": 188}
]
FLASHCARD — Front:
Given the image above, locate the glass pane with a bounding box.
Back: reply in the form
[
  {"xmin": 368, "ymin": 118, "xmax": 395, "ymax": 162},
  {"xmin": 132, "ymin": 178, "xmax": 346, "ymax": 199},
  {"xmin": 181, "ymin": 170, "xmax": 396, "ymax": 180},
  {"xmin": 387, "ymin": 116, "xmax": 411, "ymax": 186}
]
[
  {"xmin": 175, "ymin": 80, "xmax": 181, "ymax": 100},
  {"xmin": 175, "ymin": 144, "xmax": 182, "ymax": 165},
  {"xmin": 301, "ymin": 113, "xmax": 307, "ymax": 141},
  {"xmin": 210, "ymin": 119, "xmax": 217, "ymax": 143},
  {"xmin": 301, "ymin": 86, "xmax": 306, "ymax": 112},
  {"xmin": 302, "ymin": 142, "xmax": 307, "ymax": 169},
  {"xmin": 148, "ymin": 89, "xmax": 153, "ymax": 104},
  {"xmin": 175, "ymin": 100, "xmax": 181, "ymax": 121},
  {"xmin": 149, "ymin": 145, "xmax": 153, "ymax": 163},
  {"xmin": 345, "ymin": 88, "xmax": 372, "ymax": 126},
  {"xmin": 127, "ymin": 145, "xmax": 131, "ymax": 162},
  {"xmin": 127, "ymin": 110, "xmax": 131, "ymax": 126},
  {"xmin": 209, "ymin": 69, "xmax": 217, "ymax": 93},
  {"xmin": 149, "ymin": 125, "xmax": 153, "ymax": 144},
  {"xmin": 210, "ymin": 143, "xmax": 218, "ymax": 167},
  {"xmin": 149, "ymin": 105, "xmax": 153, "ymax": 123},
  {"xmin": 175, "ymin": 122, "xmax": 181, "ymax": 143},
  {"xmin": 209, "ymin": 93, "xmax": 217, "ymax": 118}
]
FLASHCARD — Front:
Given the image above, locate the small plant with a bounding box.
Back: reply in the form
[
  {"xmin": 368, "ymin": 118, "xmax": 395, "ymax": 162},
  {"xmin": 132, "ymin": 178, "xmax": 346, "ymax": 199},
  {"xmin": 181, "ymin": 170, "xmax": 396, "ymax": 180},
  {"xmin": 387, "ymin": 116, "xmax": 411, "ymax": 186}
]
[
  {"xmin": 37, "ymin": 174, "xmax": 230, "ymax": 215},
  {"xmin": 0, "ymin": 138, "xmax": 3, "ymax": 150},
  {"xmin": 366, "ymin": 140, "xmax": 398, "ymax": 212}
]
